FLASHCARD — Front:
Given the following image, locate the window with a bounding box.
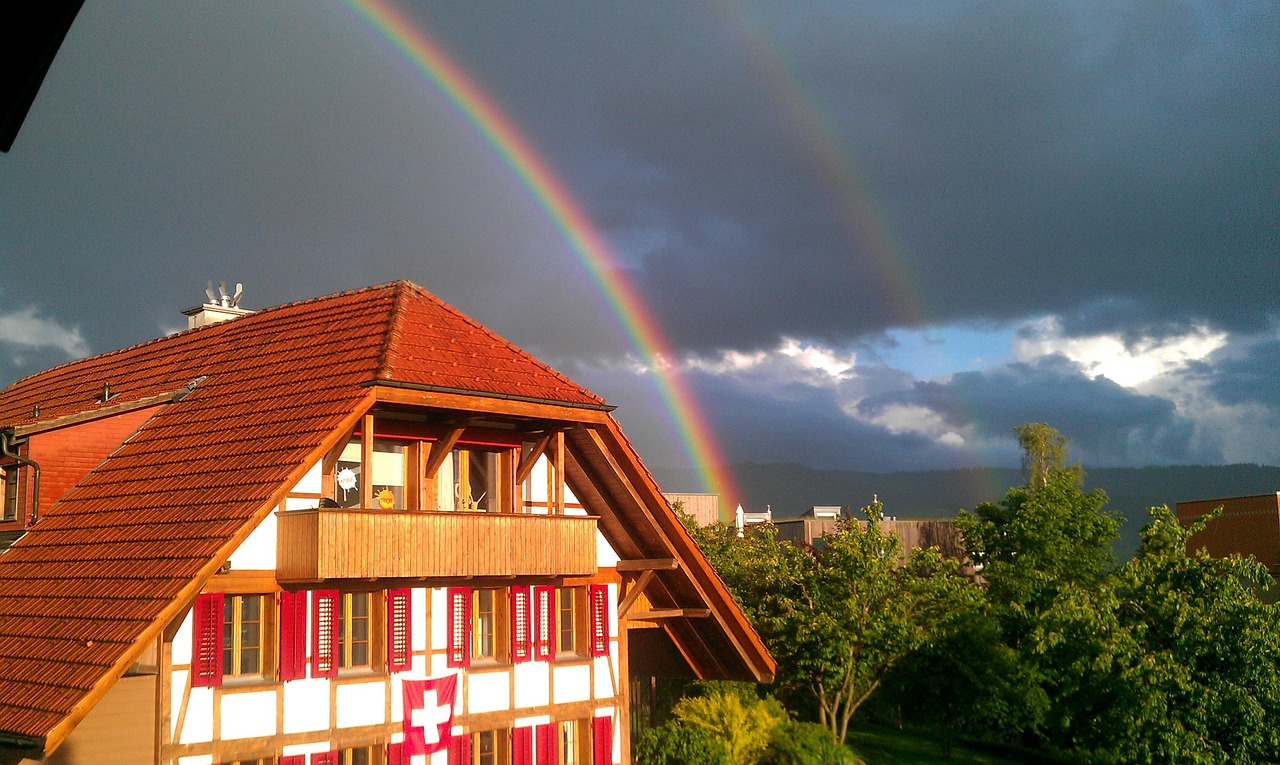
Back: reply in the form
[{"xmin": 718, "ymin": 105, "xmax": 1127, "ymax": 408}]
[
  {"xmin": 474, "ymin": 729, "xmax": 504, "ymax": 765},
  {"xmin": 222, "ymin": 594, "xmax": 268, "ymax": 678},
  {"xmin": 558, "ymin": 588, "xmax": 578, "ymax": 655},
  {"xmin": 193, "ymin": 592, "xmax": 274, "ymax": 686},
  {"xmin": 559, "ymin": 720, "xmax": 584, "ymax": 765},
  {"xmin": 473, "ymin": 589, "xmax": 497, "ymax": 661},
  {"xmin": 340, "ymin": 592, "xmax": 372, "ymax": 669},
  {"xmin": 441, "ymin": 447, "xmax": 499, "ymax": 512},
  {"xmin": 372, "ymin": 439, "xmax": 408, "ymax": 509},
  {"xmin": 334, "ymin": 439, "xmax": 363, "ymax": 508},
  {"xmin": 1, "ymin": 464, "xmax": 17, "ymax": 522},
  {"xmin": 338, "ymin": 748, "xmax": 373, "ymax": 765}
]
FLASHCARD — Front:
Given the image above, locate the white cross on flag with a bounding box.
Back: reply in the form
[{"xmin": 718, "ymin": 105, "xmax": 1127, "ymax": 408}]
[{"xmin": 402, "ymin": 674, "xmax": 458, "ymax": 756}]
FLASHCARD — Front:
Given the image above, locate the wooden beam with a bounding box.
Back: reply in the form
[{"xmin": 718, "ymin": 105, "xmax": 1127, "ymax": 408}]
[
  {"xmin": 515, "ymin": 431, "xmax": 555, "ymax": 485},
  {"xmin": 372, "ymin": 385, "xmax": 613, "ymax": 423},
  {"xmin": 422, "ymin": 424, "xmax": 468, "ymax": 480},
  {"xmin": 617, "ymin": 569, "xmax": 655, "ymax": 618},
  {"xmin": 615, "ymin": 558, "xmax": 678, "ymax": 573},
  {"xmin": 626, "ymin": 609, "xmax": 711, "ymax": 620}
]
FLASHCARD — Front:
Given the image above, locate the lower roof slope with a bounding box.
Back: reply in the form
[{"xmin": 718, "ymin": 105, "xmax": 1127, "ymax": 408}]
[{"xmin": 0, "ymin": 282, "xmax": 607, "ymax": 747}]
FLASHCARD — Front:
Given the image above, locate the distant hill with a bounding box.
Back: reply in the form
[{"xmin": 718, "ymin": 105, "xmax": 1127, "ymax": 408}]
[{"xmin": 652, "ymin": 462, "xmax": 1280, "ymax": 558}]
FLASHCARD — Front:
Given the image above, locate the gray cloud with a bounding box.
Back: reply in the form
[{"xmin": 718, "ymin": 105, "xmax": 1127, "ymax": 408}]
[{"xmin": 2, "ymin": 1, "xmax": 1277, "ymax": 475}]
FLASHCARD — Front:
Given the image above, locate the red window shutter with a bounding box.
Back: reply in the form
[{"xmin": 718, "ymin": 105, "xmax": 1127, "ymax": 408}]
[
  {"xmin": 386, "ymin": 588, "xmax": 412, "ymax": 673},
  {"xmin": 311, "ymin": 590, "xmax": 339, "ymax": 678},
  {"xmin": 589, "ymin": 584, "xmax": 609, "ymax": 657},
  {"xmin": 447, "ymin": 731, "xmax": 471, "ymax": 765},
  {"xmin": 593, "ymin": 715, "xmax": 613, "ymax": 765},
  {"xmin": 510, "ymin": 586, "xmax": 531, "ymax": 663},
  {"xmin": 447, "ymin": 587, "xmax": 471, "ymax": 667},
  {"xmin": 191, "ymin": 593, "xmax": 224, "ymax": 687},
  {"xmin": 311, "ymin": 752, "xmax": 338, "ymax": 765},
  {"xmin": 385, "ymin": 741, "xmax": 405, "ymax": 765},
  {"xmin": 278, "ymin": 756, "xmax": 305, "ymax": 765},
  {"xmin": 536, "ymin": 723, "xmax": 557, "ymax": 765},
  {"xmin": 278, "ymin": 590, "xmax": 308, "ymax": 681},
  {"xmin": 513, "ymin": 726, "xmax": 533, "ymax": 765},
  {"xmin": 532, "ymin": 586, "xmax": 555, "ymax": 661}
]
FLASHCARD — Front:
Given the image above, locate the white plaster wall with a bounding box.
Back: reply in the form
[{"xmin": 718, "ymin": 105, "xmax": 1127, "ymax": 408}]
[
  {"xmin": 336, "ymin": 681, "xmax": 386, "ymax": 727},
  {"xmin": 596, "ymin": 530, "xmax": 620, "ymax": 568},
  {"xmin": 220, "ymin": 690, "xmax": 277, "ymax": 739},
  {"xmin": 292, "ymin": 461, "xmax": 322, "ymax": 495},
  {"xmin": 594, "ymin": 655, "xmax": 618, "ymax": 699},
  {"xmin": 467, "ymin": 671, "xmax": 510, "ymax": 714},
  {"xmin": 228, "ymin": 511, "xmax": 276, "ymax": 570},
  {"xmin": 172, "ymin": 612, "xmax": 192, "ymax": 665},
  {"xmin": 552, "ymin": 664, "xmax": 591, "ymax": 704},
  {"xmin": 513, "ymin": 662, "xmax": 549, "ymax": 709},
  {"xmin": 282, "ymin": 678, "xmax": 330, "ymax": 733},
  {"xmin": 178, "ymin": 755, "xmax": 213, "ymax": 765},
  {"xmin": 179, "ymin": 687, "xmax": 214, "ymax": 744},
  {"xmin": 169, "ymin": 669, "xmax": 189, "ymax": 738}
]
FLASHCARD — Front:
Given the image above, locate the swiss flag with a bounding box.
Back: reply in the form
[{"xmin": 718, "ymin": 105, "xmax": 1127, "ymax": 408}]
[{"xmin": 402, "ymin": 674, "xmax": 458, "ymax": 756}]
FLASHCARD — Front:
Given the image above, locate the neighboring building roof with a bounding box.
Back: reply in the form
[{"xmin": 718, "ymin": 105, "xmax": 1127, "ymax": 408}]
[
  {"xmin": 1176, "ymin": 492, "xmax": 1280, "ymax": 573},
  {"xmin": 0, "ymin": 281, "xmax": 770, "ymax": 754}
]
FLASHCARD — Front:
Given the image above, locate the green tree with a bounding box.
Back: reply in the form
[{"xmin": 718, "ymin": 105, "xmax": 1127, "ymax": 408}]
[
  {"xmin": 1013, "ymin": 422, "xmax": 1081, "ymax": 489},
  {"xmin": 696, "ymin": 504, "xmax": 977, "ymax": 745}
]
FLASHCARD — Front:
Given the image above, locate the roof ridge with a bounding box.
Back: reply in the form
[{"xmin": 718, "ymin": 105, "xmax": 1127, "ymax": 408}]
[
  {"xmin": 375, "ymin": 281, "xmax": 413, "ymax": 381},
  {"xmin": 3, "ymin": 283, "xmax": 405, "ymax": 392}
]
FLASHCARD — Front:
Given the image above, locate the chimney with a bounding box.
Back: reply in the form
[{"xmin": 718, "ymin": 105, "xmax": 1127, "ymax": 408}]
[{"xmin": 182, "ymin": 281, "xmax": 253, "ymax": 329}]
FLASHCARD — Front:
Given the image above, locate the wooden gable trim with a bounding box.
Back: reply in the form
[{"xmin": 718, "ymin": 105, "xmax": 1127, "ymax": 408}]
[
  {"xmin": 40, "ymin": 389, "xmax": 379, "ymax": 757},
  {"xmin": 372, "ymin": 384, "xmax": 614, "ymax": 423},
  {"xmin": 565, "ymin": 419, "xmax": 774, "ymax": 683},
  {"xmin": 12, "ymin": 390, "xmax": 182, "ymax": 438}
]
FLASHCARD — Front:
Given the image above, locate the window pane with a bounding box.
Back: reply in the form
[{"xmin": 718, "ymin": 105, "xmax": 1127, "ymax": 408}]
[
  {"xmin": 335, "ymin": 439, "xmax": 363, "ymax": 508},
  {"xmin": 475, "ymin": 590, "xmax": 495, "ymax": 659},
  {"xmin": 558, "ymin": 589, "xmax": 576, "ymax": 654},
  {"xmin": 341, "ymin": 592, "xmax": 372, "ymax": 668},
  {"xmin": 372, "ymin": 439, "xmax": 406, "ymax": 509}
]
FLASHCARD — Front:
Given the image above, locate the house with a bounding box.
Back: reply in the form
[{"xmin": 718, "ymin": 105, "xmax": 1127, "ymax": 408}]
[
  {"xmin": 1176, "ymin": 493, "xmax": 1280, "ymax": 575},
  {"xmin": 0, "ymin": 282, "xmax": 773, "ymax": 765}
]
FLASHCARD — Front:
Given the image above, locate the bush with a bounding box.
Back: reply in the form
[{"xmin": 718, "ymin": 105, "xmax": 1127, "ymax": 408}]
[
  {"xmin": 633, "ymin": 720, "xmax": 723, "ymax": 765},
  {"xmin": 761, "ymin": 720, "xmax": 858, "ymax": 765}
]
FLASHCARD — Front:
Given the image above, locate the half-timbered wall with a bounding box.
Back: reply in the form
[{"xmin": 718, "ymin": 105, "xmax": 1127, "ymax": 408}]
[{"xmin": 157, "ymin": 453, "xmax": 625, "ymax": 764}]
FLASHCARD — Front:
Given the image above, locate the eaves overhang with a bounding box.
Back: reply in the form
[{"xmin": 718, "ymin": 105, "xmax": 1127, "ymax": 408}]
[{"xmin": 366, "ymin": 379, "xmax": 616, "ymax": 414}]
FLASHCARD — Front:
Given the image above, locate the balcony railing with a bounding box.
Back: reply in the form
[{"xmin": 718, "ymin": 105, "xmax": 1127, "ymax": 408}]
[{"xmin": 276, "ymin": 508, "xmax": 598, "ymax": 581}]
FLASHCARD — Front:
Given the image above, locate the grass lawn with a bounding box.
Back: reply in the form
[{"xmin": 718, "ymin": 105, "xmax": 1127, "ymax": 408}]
[{"xmin": 846, "ymin": 725, "xmax": 1030, "ymax": 765}]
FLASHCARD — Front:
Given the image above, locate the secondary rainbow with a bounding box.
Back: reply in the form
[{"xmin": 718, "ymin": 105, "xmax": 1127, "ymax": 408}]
[{"xmin": 342, "ymin": 0, "xmax": 742, "ymax": 508}]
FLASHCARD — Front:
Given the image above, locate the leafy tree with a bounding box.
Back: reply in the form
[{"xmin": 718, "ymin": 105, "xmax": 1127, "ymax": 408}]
[
  {"xmin": 1014, "ymin": 422, "xmax": 1081, "ymax": 489},
  {"xmin": 695, "ymin": 504, "xmax": 977, "ymax": 745}
]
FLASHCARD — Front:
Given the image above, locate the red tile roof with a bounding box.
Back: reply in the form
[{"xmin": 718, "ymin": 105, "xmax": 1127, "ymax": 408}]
[{"xmin": 0, "ymin": 282, "xmax": 605, "ymax": 745}]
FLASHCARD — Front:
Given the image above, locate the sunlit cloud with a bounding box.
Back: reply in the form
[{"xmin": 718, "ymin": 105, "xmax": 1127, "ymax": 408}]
[{"xmin": 1013, "ymin": 316, "xmax": 1227, "ymax": 389}]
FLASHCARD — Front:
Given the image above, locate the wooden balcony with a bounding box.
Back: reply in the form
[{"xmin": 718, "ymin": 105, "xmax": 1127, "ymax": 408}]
[{"xmin": 276, "ymin": 508, "xmax": 598, "ymax": 582}]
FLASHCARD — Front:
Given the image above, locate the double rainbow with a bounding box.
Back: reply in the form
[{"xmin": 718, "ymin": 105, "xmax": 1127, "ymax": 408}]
[{"xmin": 343, "ymin": 0, "xmax": 742, "ymax": 510}]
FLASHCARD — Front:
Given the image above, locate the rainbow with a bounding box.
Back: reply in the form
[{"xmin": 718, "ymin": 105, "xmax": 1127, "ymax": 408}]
[{"xmin": 340, "ymin": 0, "xmax": 743, "ymax": 509}]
